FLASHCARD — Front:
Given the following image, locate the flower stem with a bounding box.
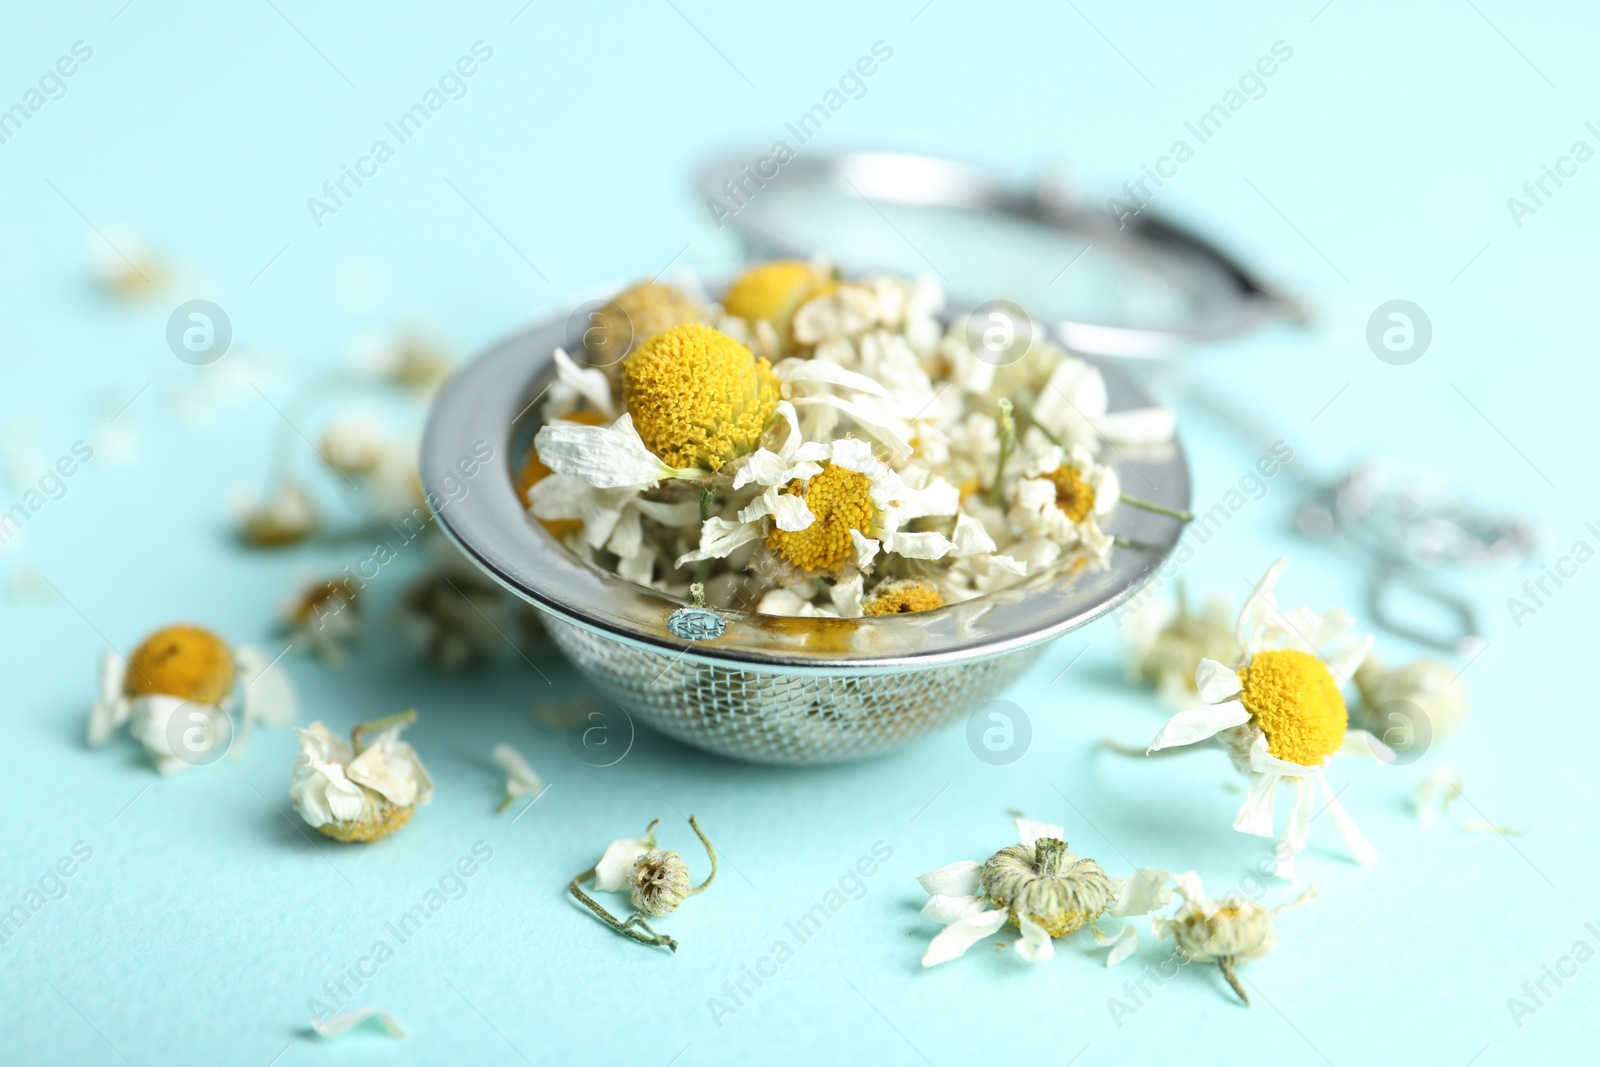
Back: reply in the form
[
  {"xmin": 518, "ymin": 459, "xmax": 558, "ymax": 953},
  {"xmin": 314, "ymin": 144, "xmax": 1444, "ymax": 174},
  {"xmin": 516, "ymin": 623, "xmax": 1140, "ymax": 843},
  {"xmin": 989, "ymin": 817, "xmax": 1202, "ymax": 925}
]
[
  {"xmin": 1219, "ymin": 957, "xmax": 1250, "ymax": 1006},
  {"xmin": 1119, "ymin": 493, "xmax": 1193, "ymax": 522},
  {"xmin": 687, "ymin": 814, "xmax": 718, "ymax": 896},
  {"xmin": 985, "ymin": 398, "xmax": 1016, "ymax": 508},
  {"xmin": 694, "ymin": 483, "xmax": 717, "ymax": 583},
  {"xmin": 567, "ymin": 868, "xmax": 678, "ymax": 952}
]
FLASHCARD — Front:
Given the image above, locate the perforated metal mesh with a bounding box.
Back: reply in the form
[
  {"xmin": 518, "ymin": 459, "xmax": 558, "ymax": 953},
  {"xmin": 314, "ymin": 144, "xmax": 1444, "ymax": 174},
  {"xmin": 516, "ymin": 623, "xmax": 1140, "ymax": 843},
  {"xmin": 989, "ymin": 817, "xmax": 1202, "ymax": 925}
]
[{"xmin": 544, "ymin": 615, "xmax": 1041, "ymax": 764}]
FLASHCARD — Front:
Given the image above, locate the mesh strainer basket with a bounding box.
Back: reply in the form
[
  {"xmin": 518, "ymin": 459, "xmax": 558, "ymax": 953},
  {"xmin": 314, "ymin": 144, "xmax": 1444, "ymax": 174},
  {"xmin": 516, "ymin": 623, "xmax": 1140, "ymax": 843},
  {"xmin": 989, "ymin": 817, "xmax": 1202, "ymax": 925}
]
[{"xmin": 421, "ymin": 284, "xmax": 1191, "ymax": 764}]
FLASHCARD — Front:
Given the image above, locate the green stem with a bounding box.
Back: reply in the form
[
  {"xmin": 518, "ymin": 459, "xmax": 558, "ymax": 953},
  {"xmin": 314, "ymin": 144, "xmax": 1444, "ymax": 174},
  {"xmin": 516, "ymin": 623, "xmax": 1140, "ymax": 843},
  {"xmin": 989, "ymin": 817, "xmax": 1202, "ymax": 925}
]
[
  {"xmin": 694, "ymin": 483, "xmax": 717, "ymax": 583},
  {"xmin": 1220, "ymin": 957, "xmax": 1250, "ymax": 1006},
  {"xmin": 1119, "ymin": 493, "xmax": 1193, "ymax": 522},
  {"xmin": 351, "ymin": 708, "xmax": 417, "ymax": 753},
  {"xmin": 985, "ymin": 398, "xmax": 1016, "ymax": 508},
  {"xmin": 567, "ymin": 868, "xmax": 678, "ymax": 952}
]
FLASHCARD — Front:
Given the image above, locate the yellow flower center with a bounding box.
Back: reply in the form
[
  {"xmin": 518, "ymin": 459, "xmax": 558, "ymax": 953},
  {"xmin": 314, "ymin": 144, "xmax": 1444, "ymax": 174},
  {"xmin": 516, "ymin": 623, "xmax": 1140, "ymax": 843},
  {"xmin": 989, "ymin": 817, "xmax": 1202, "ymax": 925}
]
[
  {"xmin": 765, "ymin": 464, "xmax": 874, "ymax": 574},
  {"xmin": 588, "ymin": 281, "xmax": 700, "ymax": 367},
  {"xmin": 863, "ymin": 578, "xmax": 945, "ymax": 616},
  {"xmin": 1237, "ymin": 648, "xmax": 1348, "ymax": 766},
  {"xmin": 722, "ymin": 260, "xmax": 830, "ymax": 335},
  {"xmin": 1047, "ymin": 465, "xmax": 1095, "ymax": 522},
  {"xmin": 124, "ymin": 625, "xmax": 235, "ymax": 705},
  {"xmin": 621, "ymin": 324, "xmax": 779, "ymax": 471}
]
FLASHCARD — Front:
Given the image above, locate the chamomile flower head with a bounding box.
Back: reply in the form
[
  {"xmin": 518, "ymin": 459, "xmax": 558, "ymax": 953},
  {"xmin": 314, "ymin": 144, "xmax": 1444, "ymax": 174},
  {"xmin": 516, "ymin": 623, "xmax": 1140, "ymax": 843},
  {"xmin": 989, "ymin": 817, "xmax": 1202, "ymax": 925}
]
[
  {"xmin": 237, "ymin": 479, "xmax": 317, "ymax": 548},
  {"xmin": 1151, "ymin": 872, "xmax": 1317, "ymax": 1004},
  {"xmin": 283, "ymin": 576, "xmax": 361, "ymax": 664},
  {"xmin": 722, "ymin": 259, "xmax": 832, "ymax": 341},
  {"xmin": 571, "ymin": 816, "xmax": 718, "ymax": 951},
  {"xmin": 621, "ymin": 323, "xmax": 779, "ymax": 472},
  {"xmin": 88, "ymin": 624, "xmax": 297, "ymax": 774},
  {"xmin": 916, "ymin": 817, "xmax": 1170, "ymax": 967},
  {"xmin": 289, "ymin": 711, "xmax": 432, "ymax": 843},
  {"xmin": 1146, "ymin": 558, "xmax": 1387, "ymax": 878},
  {"xmin": 1007, "ymin": 439, "xmax": 1119, "ymax": 564},
  {"xmin": 588, "ymin": 281, "xmax": 701, "ymax": 368},
  {"xmin": 1123, "ymin": 585, "xmax": 1240, "ymax": 705}
]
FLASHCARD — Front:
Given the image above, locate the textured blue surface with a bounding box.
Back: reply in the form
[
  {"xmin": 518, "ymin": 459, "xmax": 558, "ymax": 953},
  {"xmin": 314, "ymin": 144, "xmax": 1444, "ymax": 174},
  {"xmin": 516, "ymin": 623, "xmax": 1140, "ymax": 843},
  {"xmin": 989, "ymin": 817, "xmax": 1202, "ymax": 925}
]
[{"xmin": 2, "ymin": 2, "xmax": 1597, "ymax": 1064}]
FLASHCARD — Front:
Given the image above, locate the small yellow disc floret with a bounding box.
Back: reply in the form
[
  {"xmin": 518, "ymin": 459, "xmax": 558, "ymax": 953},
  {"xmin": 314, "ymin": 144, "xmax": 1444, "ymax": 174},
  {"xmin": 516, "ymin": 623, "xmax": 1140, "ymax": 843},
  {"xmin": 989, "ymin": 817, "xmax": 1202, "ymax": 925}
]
[
  {"xmin": 621, "ymin": 323, "xmax": 779, "ymax": 471},
  {"xmin": 124, "ymin": 625, "xmax": 235, "ymax": 705},
  {"xmin": 766, "ymin": 464, "xmax": 874, "ymax": 574},
  {"xmin": 1237, "ymin": 648, "xmax": 1348, "ymax": 766},
  {"xmin": 1047, "ymin": 466, "xmax": 1095, "ymax": 522},
  {"xmin": 864, "ymin": 578, "xmax": 945, "ymax": 616},
  {"xmin": 722, "ymin": 260, "xmax": 830, "ymax": 334}
]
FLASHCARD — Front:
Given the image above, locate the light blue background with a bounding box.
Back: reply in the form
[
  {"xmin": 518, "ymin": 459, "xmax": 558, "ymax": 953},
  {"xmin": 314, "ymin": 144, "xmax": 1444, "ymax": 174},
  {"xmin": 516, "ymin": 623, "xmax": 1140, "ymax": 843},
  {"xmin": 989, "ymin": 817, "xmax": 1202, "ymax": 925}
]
[{"xmin": 2, "ymin": 2, "xmax": 1596, "ymax": 1064}]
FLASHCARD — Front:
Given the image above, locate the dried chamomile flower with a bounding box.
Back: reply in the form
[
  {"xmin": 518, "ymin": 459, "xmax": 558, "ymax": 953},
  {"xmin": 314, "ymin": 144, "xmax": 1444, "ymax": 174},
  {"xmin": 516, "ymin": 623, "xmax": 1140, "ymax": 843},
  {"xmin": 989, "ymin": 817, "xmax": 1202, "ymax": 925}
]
[
  {"xmin": 1352, "ymin": 654, "xmax": 1469, "ymax": 753},
  {"xmin": 237, "ymin": 479, "xmax": 317, "ymax": 547},
  {"xmin": 916, "ymin": 817, "xmax": 1170, "ymax": 967},
  {"xmin": 1151, "ymin": 871, "xmax": 1317, "ymax": 1005},
  {"xmin": 492, "ymin": 743, "xmax": 544, "ymax": 812},
  {"xmin": 587, "ymin": 280, "xmax": 702, "ymax": 369},
  {"xmin": 722, "ymin": 259, "xmax": 832, "ymax": 346},
  {"xmin": 1145, "ymin": 558, "xmax": 1389, "ymax": 878},
  {"xmin": 88, "ymin": 624, "xmax": 297, "ymax": 773},
  {"xmin": 289, "ymin": 710, "xmax": 433, "ymax": 843},
  {"xmin": 394, "ymin": 565, "xmax": 512, "ymax": 670},
  {"xmin": 362, "ymin": 333, "xmax": 454, "ymax": 393},
  {"xmin": 282, "ymin": 577, "xmax": 361, "ymax": 664},
  {"xmin": 318, "ymin": 416, "xmax": 390, "ymax": 477},
  {"xmin": 569, "ymin": 816, "xmax": 718, "ymax": 951},
  {"xmin": 89, "ymin": 228, "xmax": 167, "ymax": 299},
  {"xmin": 621, "ymin": 323, "xmax": 780, "ymax": 473},
  {"xmin": 1122, "ymin": 582, "xmax": 1240, "ymax": 706},
  {"xmin": 1007, "ymin": 439, "xmax": 1120, "ymax": 566}
]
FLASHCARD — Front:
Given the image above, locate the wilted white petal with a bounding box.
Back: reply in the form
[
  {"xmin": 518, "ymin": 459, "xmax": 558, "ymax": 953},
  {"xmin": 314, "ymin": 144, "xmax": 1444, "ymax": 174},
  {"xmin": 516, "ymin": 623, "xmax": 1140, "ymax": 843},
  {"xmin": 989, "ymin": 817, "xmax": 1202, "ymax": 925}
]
[
  {"xmin": 1148, "ymin": 700, "xmax": 1251, "ymax": 752},
  {"xmin": 1096, "ymin": 406, "xmax": 1176, "ymax": 446},
  {"xmin": 311, "ymin": 1007, "xmax": 405, "ymax": 1039},
  {"xmin": 1317, "ymin": 773, "xmax": 1378, "ymax": 866},
  {"xmin": 492, "ymin": 743, "xmax": 542, "ymax": 802},
  {"xmin": 920, "ymin": 894, "xmax": 990, "ymax": 924},
  {"xmin": 1014, "ymin": 915, "xmax": 1056, "ymax": 962},
  {"xmin": 594, "ymin": 836, "xmax": 652, "ymax": 892},
  {"xmin": 850, "ymin": 530, "xmax": 880, "ymax": 571},
  {"xmin": 552, "ymin": 347, "xmax": 615, "ymax": 418},
  {"xmin": 885, "ymin": 530, "xmax": 954, "ymax": 560},
  {"xmin": 1111, "ymin": 868, "xmax": 1172, "ymax": 917},
  {"xmin": 775, "ymin": 356, "xmax": 892, "ymax": 397},
  {"xmin": 1247, "ymin": 731, "xmax": 1323, "ymax": 777},
  {"xmin": 916, "ymin": 859, "xmax": 983, "ymax": 898},
  {"xmin": 534, "ymin": 414, "xmax": 691, "ymax": 489},
  {"xmin": 921, "ymin": 909, "xmax": 1009, "ymax": 967},
  {"xmin": 1234, "ymin": 773, "xmax": 1280, "ymax": 837},
  {"xmin": 1194, "ymin": 658, "xmax": 1242, "ymax": 703},
  {"xmin": 1099, "ymin": 924, "xmax": 1140, "ymax": 967},
  {"xmin": 950, "ymin": 512, "xmax": 996, "ymax": 556},
  {"xmin": 675, "ymin": 517, "xmax": 763, "ymax": 567},
  {"xmin": 1339, "ymin": 728, "xmax": 1393, "ymax": 762}
]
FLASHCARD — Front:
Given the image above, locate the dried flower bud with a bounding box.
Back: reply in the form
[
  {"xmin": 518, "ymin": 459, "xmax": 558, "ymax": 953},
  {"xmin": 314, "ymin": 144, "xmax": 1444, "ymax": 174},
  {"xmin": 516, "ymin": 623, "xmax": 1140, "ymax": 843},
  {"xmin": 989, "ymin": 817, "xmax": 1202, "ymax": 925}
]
[
  {"xmin": 630, "ymin": 848, "xmax": 692, "ymax": 917},
  {"xmin": 980, "ymin": 836, "xmax": 1116, "ymax": 938}
]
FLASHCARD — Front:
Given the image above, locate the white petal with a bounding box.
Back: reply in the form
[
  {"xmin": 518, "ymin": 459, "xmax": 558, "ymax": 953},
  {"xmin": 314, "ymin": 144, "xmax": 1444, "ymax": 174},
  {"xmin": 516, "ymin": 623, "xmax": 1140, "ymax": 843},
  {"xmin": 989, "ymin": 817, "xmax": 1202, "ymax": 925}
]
[
  {"xmin": 552, "ymin": 347, "xmax": 615, "ymax": 418},
  {"xmin": 1325, "ymin": 632, "xmax": 1375, "ymax": 684},
  {"xmin": 593, "ymin": 836, "xmax": 651, "ymax": 892},
  {"xmin": 893, "ymin": 477, "xmax": 960, "ymax": 521},
  {"xmin": 97, "ymin": 648, "xmax": 127, "ymax": 704},
  {"xmin": 1170, "ymin": 871, "xmax": 1210, "ymax": 908},
  {"xmin": 950, "ymin": 512, "xmax": 996, "ymax": 556},
  {"xmin": 675, "ymin": 517, "xmax": 762, "ymax": 567},
  {"xmin": 1194, "ymin": 659, "xmax": 1243, "ymax": 703},
  {"xmin": 916, "ymin": 859, "xmax": 982, "ymax": 898},
  {"xmin": 830, "ymin": 569, "xmax": 864, "ymax": 618},
  {"xmin": 1111, "ymin": 868, "xmax": 1172, "ymax": 917},
  {"xmin": 733, "ymin": 448, "xmax": 796, "ymax": 490},
  {"xmin": 87, "ymin": 696, "xmax": 130, "ymax": 748},
  {"xmin": 346, "ymin": 728, "xmax": 429, "ymax": 808},
  {"xmin": 533, "ymin": 414, "xmax": 684, "ymax": 489},
  {"xmin": 1014, "ymin": 915, "xmax": 1055, "ymax": 962},
  {"xmin": 1101, "ymin": 924, "xmax": 1140, "ymax": 967},
  {"xmin": 767, "ymin": 490, "xmax": 816, "ymax": 533},
  {"xmin": 1282, "ymin": 775, "xmax": 1317, "ymax": 861},
  {"xmin": 492, "ymin": 743, "xmax": 542, "ymax": 799},
  {"xmin": 236, "ymin": 646, "xmax": 297, "ymax": 728},
  {"xmin": 1148, "ymin": 700, "xmax": 1251, "ymax": 752},
  {"xmin": 920, "ymin": 893, "xmax": 989, "ymax": 924},
  {"xmin": 1248, "ymin": 731, "xmax": 1324, "ymax": 777},
  {"xmin": 1234, "ymin": 773, "xmax": 1280, "ymax": 837},
  {"xmin": 921, "ymin": 908, "xmax": 1008, "ymax": 967},
  {"xmin": 604, "ymin": 505, "xmax": 644, "ymax": 559},
  {"xmin": 1317, "ymin": 772, "xmax": 1378, "ymax": 866},
  {"xmin": 827, "ymin": 437, "xmax": 878, "ymax": 474},
  {"xmin": 884, "ymin": 530, "xmax": 954, "ymax": 560},
  {"xmin": 310, "ymin": 1007, "xmax": 405, "ymax": 1039},
  {"xmin": 793, "ymin": 396, "xmax": 913, "ymax": 456},
  {"xmin": 850, "ymin": 530, "xmax": 880, "ymax": 571},
  {"xmin": 1015, "ymin": 817, "xmax": 1065, "ymax": 847},
  {"xmin": 774, "ymin": 357, "xmax": 892, "ymax": 397},
  {"xmin": 1236, "ymin": 557, "xmax": 1289, "ymax": 651}
]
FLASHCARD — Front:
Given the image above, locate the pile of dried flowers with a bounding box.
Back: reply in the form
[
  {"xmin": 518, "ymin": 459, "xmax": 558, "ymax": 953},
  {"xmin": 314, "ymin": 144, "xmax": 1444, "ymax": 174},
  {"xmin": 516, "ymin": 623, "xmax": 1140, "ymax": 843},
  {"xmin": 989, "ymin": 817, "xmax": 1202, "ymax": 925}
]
[{"xmin": 524, "ymin": 260, "xmax": 1182, "ymax": 618}]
